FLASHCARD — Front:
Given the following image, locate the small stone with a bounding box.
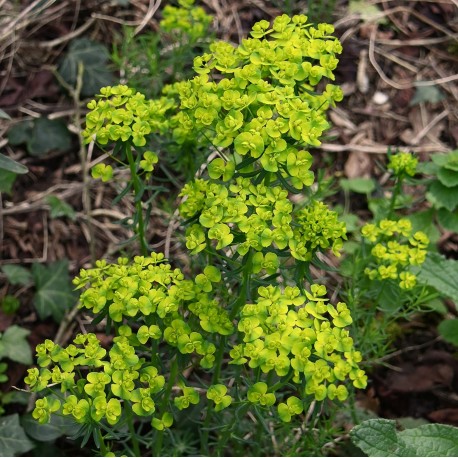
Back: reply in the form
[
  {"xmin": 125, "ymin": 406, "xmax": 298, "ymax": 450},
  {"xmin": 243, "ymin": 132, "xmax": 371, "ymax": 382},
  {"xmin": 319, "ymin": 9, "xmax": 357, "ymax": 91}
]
[{"xmin": 372, "ymin": 91, "xmax": 389, "ymax": 105}]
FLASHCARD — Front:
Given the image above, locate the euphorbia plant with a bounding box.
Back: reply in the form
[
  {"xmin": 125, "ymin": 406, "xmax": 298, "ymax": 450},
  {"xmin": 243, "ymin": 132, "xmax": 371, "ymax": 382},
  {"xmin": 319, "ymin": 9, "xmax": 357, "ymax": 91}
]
[{"xmin": 25, "ymin": 12, "xmax": 370, "ymax": 457}]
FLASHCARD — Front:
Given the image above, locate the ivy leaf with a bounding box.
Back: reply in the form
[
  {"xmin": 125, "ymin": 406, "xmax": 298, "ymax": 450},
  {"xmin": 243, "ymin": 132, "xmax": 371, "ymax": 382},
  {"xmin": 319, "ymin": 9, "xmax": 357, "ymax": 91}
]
[
  {"xmin": 340, "ymin": 177, "xmax": 376, "ymax": 194},
  {"xmin": 7, "ymin": 120, "xmax": 34, "ymax": 145},
  {"xmin": 32, "ymin": 260, "xmax": 77, "ymax": 322},
  {"xmin": 438, "ymin": 319, "xmax": 458, "ymax": 346},
  {"xmin": 45, "ymin": 195, "xmax": 77, "ymax": 221},
  {"xmin": 426, "ymin": 181, "xmax": 458, "ymax": 212},
  {"xmin": 417, "ymin": 252, "xmax": 458, "ymax": 304},
  {"xmin": 410, "ymin": 85, "xmax": 445, "ymax": 106},
  {"xmin": 0, "ymin": 325, "xmax": 32, "ymax": 365},
  {"xmin": 7, "ymin": 118, "xmax": 72, "ymax": 157},
  {"xmin": 1, "ymin": 265, "xmax": 33, "ymax": 286},
  {"xmin": 351, "ymin": 419, "xmax": 458, "ymax": 457},
  {"xmin": 27, "ymin": 118, "xmax": 72, "ymax": 157},
  {"xmin": 0, "ymin": 414, "xmax": 34, "ymax": 457},
  {"xmin": 22, "ymin": 412, "xmax": 76, "ymax": 442},
  {"xmin": 58, "ymin": 38, "xmax": 115, "ymax": 97}
]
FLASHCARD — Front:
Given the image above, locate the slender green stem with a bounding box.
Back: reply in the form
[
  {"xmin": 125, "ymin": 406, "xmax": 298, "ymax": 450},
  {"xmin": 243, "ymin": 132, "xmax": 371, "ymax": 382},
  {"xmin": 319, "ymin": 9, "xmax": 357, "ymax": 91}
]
[
  {"xmin": 154, "ymin": 356, "xmax": 179, "ymax": 456},
  {"xmin": 387, "ymin": 176, "xmax": 402, "ymax": 219},
  {"xmin": 202, "ymin": 252, "xmax": 253, "ymax": 454},
  {"xmin": 126, "ymin": 401, "xmax": 141, "ymax": 456},
  {"xmin": 229, "ymin": 250, "xmax": 253, "ymax": 320},
  {"xmin": 270, "ymin": 371, "xmax": 294, "ymax": 392},
  {"xmin": 201, "ymin": 334, "xmax": 227, "ymax": 455},
  {"xmin": 124, "ymin": 142, "xmax": 148, "ymax": 255}
]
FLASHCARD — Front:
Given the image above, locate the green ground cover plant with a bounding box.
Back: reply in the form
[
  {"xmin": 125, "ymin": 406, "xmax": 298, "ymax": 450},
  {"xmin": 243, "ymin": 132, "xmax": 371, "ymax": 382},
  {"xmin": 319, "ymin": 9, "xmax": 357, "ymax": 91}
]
[{"xmin": 18, "ymin": 3, "xmax": 458, "ymax": 457}]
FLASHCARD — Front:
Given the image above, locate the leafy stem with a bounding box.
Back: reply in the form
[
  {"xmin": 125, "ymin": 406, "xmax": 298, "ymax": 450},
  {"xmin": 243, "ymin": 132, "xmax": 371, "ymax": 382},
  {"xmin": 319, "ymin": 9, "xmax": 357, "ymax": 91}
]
[
  {"xmin": 154, "ymin": 356, "xmax": 179, "ymax": 456},
  {"xmin": 124, "ymin": 142, "xmax": 148, "ymax": 255}
]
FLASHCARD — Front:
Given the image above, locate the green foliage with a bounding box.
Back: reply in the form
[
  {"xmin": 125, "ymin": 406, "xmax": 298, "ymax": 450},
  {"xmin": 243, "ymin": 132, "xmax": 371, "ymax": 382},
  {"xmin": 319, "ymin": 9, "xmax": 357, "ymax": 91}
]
[
  {"xmin": 351, "ymin": 418, "xmax": 458, "ymax": 457},
  {"xmin": 421, "ymin": 151, "xmax": 458, "ymax": 230},
  {"xmin": 0, "ymin": 363, "xmax": 7, "ymax": 384},
  {"xmin": 7, "ymin": 118, "xmax": 72, "ymax": 157},
  {"xmin": 111, "ymin": 0, "xmax": 213, "ymax": 98},
  {"xmin": 58, "ymin": 38, "xmax": 115, "ymax": 96},
  {"xmin": 21, "ymin": 5, "xmax": 456, "ymax": 457},
  {"xmin": 21, "ymin": 412, "xmax": 76, "ymax": 442},
  {"xmin": 23, "ymin": 13, "xmax": 370, "ymax": 456},
  {"xmin": 0, "ymin": 295, "xmax": 20, "ymax": 315},
  {"xmin": 0, "ymin": 414, "xmax": 34, "ymax": 457},
  {"xmin": 45, "ymin": 195, "xmax": 77, "ymax": 221},
  {"xmin": 32, "ymin": 260, "xmax": 77, "ymax": 322},
  {"xmin": 348, "ymin": 0, "xmax": 386, "ymax": 23},
  {"xmin": 340, "ymin": 177, "xmax": 376, "ymax": 194},
  {"xmin": 0, "ymin": 170, "xmax": 18, "ymax": 194},
  {"xmin": 410, "ymin": 85, "xmax": 446, "ymax": 106},
  {"xmin": 0, "ymin": 152, "xmax": 28, "ymax": 174},
  {"xmin": 438, "ymin": 319, "xmax": 458, "ymax": 346},
  {"xmin": 0, "ymin": 325, "xmax": 32, "ymax": 365},
  {"xmin": 417, "ymin": 252, "xmax": 458, "ymax": 304},
  {"xmin": 1, "ymin": 265, "xmax": 33, "ymax": 286}
]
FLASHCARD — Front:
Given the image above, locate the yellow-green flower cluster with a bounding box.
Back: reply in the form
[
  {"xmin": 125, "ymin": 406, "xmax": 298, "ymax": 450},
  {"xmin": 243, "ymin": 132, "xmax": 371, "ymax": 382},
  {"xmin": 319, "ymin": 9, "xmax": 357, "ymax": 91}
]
[
  {"xmin": 180, "ymin": 178, "xmax": 346, "ymax": 262},
  {"xmin": 164, "ymin": 14, "xmax": 343, "ymax": 189},
  {"xmin": 25, "ymin": 253, "xmax": 237, "ymax": 427},
  {"xmin": 230, "ymin": 284, "xmax": 367, "ymax": 406},
  {"xmin": 25, "ymin": 331, "xmax": 165, "ymax": 426},
  {"xmin": 160, "ymin": 0, "xmax": 213, "ymax": 42},
  {"xmin": 74, "ymin": 253, "xmax": 233, "ymax": 342},
  {"xmin": 82, "ymin": 85, "xmax": 174, "ymax": 147},
  {"xmin": 388, "ymin": 152, "xmax": 418, "ymax": 177},
  {"xmin": 361, "ymin": 218, "xmax": 429, "ymax": 289}
]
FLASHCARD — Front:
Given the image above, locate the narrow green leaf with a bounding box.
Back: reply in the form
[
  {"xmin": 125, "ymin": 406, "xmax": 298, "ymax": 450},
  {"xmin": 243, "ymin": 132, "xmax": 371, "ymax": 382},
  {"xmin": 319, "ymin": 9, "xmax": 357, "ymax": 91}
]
[
  {"xmin": 0, "ymin": 153, "xmax": 28, "ymax": 174},
  {"xmin": 0, "ymin": 414, "xmax": 34, "ymax": 457}
]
